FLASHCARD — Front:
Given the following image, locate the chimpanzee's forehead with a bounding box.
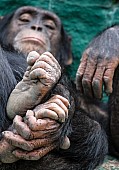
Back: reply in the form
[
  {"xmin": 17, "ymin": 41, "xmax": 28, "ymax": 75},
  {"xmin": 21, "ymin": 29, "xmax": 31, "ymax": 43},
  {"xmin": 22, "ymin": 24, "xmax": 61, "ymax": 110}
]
[{"xmin": 14, "ymin": 6, "xmax": 61, "ymax": 24}]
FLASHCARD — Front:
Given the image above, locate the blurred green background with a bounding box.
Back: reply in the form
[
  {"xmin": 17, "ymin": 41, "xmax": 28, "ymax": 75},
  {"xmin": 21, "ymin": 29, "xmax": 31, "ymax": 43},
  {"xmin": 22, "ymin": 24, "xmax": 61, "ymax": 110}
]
[{"xmin": 0, "ymin": 0, "xmax": 119, "ymax": 169}]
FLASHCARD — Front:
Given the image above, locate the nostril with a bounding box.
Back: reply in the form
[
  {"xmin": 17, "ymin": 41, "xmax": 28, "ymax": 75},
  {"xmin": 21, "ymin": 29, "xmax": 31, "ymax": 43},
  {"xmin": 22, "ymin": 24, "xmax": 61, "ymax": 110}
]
[
  {"xmin": 31, "ymin": 26, "xmax": 36, "ymax": 30},
  {"xmin": 37, "ymin": 27, "xmax": 42, "ymax": 31}
]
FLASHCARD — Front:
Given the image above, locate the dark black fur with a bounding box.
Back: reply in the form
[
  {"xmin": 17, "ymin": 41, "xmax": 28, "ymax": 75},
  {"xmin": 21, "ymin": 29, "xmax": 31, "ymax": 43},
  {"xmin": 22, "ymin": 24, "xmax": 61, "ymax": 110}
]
[
  {"xmin": 0, "ymin": 7, "xmax": 108, "ymax": 170},
  {"xmin": 109, "ymin": 65, "xmax": 119, "ymax": 157}
]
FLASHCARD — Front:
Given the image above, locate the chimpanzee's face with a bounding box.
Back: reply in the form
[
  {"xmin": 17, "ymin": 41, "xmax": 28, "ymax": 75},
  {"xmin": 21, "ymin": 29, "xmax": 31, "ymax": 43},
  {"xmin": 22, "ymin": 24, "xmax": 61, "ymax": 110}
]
[{"xmin": 7, "ymin": 6, "xmax": 62, "ymax": 56}]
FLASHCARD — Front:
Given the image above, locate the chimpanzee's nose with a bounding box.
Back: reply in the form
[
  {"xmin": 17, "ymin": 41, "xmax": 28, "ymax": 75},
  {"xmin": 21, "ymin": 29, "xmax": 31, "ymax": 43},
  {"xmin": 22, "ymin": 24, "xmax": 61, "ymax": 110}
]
[{"xmin": 31, "ymin": 25, "xmax": 42, "ymax": 31}]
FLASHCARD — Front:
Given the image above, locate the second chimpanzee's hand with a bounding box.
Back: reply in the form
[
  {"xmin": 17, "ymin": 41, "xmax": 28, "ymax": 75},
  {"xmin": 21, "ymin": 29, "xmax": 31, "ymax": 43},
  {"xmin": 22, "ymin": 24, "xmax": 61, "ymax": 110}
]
[{"xmin": 76, "ymin": 27, "xmax": 119, "ymax": 99}]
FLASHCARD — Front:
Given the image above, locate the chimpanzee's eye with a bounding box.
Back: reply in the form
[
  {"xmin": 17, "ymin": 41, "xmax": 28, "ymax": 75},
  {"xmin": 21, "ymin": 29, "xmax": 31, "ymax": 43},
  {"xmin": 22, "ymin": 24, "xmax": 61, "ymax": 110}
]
[
  {"xmin": 44, "ymin": 20, "xmax": 56, "ymax": 30},
  {"xmin": 19, "ymin": 13, "xmax": 32, "ymax": 22}
]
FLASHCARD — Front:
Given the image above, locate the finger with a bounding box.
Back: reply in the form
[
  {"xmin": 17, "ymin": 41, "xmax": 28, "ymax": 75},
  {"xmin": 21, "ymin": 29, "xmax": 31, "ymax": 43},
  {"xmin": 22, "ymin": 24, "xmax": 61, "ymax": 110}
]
[
  {"xmin": 38, "ymin": 55, "xmax": 61, "ymax": 72},
  {"xmin": 82, "ymin": 54, "xmax": 97, "ymax": 98},
  {"xmin": 13, "ymin": 145, "xmax": 55, "ymax": 160},
  {"xmin": 27, "ymin": 51, "xmax": 40, "ymax": 66},
  {"xmin": 31, "ymin": 60, "xmax": 54, "ymax": 73},
  {"xmin": 3, "ymin": 131, "xmax": 30, "ymax": 150},
  {"xmin": 25, "ymin": 110, "xmax": 40, "ymax": 131},
  {"xmin": 35, "ymin": 105, "xmax": 65, "ymax": 123},
  {"xmin": 104, "ymin": 68, "xmax": 115, "ymax": 94},
  {"xmin": 49, "ymin": 95, "xmax": 70, "ymax": 109},
  {"xmin": 104, "ymin": 61, "xmax": 118, "ymax": 94},
  {"xmin": 60, "ymin": 136, "xmax": 70, "ymax": 150},
  {"xmin": 3, "ymin": 131, "xmax": 52, "ymax": 151},
  {"xmin": 92, "ymin": 65, "xmax": 105, "ymax": 99},
  {"xmin": 47, "ymin": 99, "xmax": 68, "ymax": 119},
  {"xmin": 13, "ymin": 115, "xmax": 31, "ymax": 140},
  {"xmin": 34, "ymin": 108, "xmax": 59, "ymax": 120},
  {"xmin": 29, "ymin": 67, "xmax": 47, "ymax": 80},
  {"xmin": 45, "ymin": 99, "xmax": 69, "ymax": 119},
  {"xmin": 47, "ymin": 102, "xmax": 66, "ymax": 123},
  {"xmin": 25, "ymin": 109, "xmax": 35, "ymax": 125},
  {"xmin": 76, "ymin": 51, "xmax": 88, "ymax": 92},
  {"xmin": 38, "ymin": 52, "xmax": 61, "ymax": 70}
]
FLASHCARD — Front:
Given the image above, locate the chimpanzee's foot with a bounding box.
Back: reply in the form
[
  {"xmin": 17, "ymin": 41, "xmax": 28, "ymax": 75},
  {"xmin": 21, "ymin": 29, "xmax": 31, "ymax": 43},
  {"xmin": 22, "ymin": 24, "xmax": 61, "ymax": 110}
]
[{"xmin": 7, "ymin": 51, "xmax": 61, "ymax": 119}]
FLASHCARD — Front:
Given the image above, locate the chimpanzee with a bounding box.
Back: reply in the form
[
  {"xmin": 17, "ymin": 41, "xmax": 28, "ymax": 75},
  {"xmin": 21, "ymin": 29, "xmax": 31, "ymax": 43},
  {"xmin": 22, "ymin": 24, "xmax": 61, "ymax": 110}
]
[
  {"xmin": 76, "ymin": 25, "xmax": 119, "ymax": 157},
  {"xmin": 0, "ymin": 6, "xmax": 108, "ymax": 170}
]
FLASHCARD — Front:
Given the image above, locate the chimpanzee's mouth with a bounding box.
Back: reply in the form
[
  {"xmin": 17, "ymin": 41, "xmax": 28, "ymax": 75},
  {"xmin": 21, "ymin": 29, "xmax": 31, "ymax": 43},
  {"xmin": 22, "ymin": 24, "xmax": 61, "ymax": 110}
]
[{"xmin": 20, "ymin": 37, "xmax": 46, "ymax": 46}]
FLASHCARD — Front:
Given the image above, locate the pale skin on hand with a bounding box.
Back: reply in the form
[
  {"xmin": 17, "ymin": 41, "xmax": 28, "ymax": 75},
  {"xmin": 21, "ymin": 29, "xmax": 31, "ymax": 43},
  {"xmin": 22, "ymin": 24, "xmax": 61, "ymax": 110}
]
[{"xmin": 2, "ymin": 95, "xmax": 70, "ymax": 162}]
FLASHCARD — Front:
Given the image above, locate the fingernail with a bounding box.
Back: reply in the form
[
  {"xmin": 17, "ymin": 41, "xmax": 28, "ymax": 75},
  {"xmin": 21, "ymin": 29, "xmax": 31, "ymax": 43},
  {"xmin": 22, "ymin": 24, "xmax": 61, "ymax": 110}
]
[{"xmin": 60, "ymin": 117, "xmax": 65, "ymax": 123}]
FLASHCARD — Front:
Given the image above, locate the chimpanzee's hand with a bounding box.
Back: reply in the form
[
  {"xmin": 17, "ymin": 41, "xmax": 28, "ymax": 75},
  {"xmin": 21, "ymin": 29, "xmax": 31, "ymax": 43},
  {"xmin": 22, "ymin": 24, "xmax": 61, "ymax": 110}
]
[
  {"xmin": 7, "ymin": 51, "xmax": 62, "ymax": 119},
  {"xmin": 0, "ymin": 115, "xmax": 60, "ymax": 163},
  {"xmin": 2, "ymin": 117, "xmax": 59, "ymax": 162},
  {"xmin": 76, "ymin": 27, "xmax": 119, "ymax": 99},
  {"xmin": 3, "ymin": 95, "xmax": 70, "ymax": 161}
]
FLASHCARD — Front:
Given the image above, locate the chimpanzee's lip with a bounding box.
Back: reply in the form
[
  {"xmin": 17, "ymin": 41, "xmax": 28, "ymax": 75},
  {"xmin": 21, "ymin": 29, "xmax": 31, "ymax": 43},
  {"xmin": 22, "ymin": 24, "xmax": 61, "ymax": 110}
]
[{"xmin": 19, "ymin": 37, "xmax": 46, "ymax": 46}]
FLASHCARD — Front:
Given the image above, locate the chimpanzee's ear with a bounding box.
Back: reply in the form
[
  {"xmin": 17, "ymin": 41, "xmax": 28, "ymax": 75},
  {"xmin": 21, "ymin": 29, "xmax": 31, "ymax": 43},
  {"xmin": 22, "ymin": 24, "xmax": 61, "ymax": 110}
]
[{"xmin": 60, "ymin": 26, "xmax": 73, "ymax": 66}]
